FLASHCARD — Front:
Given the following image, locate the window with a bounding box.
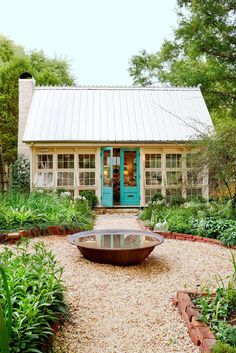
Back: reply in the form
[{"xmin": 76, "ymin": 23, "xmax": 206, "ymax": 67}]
[
  {"xmin": 58, "ymin": 154, "xmax": 74, "ymax": 169},
  {"xmin": 78, "ymin": 154, "xmax": 96, "ymax": 186},
  {"xmin": 166, "ymin": 188, "xmax": 182, "ymax": 202},
  {"xmin": 166, "ymin": 154, "xmax": 182, "ymax": 168},
  {"xmin": 144, "ymin": 153, "xmax": 162, "ymax": 204},
  {"xmin": 57, "ymin": 172, "xmax": 74, "ymax": 186},
  {"xmin": 37, "ymin": 155, "xmax": 53, "ymax": 169},
  {"xmin": 186, "ymin": 153, "xmax": 199, "ymax": 169},
  {"xmin": 79, "ymin": 154, "xmax": 95, "ymax": 169},
  {"xmin": 166, "ymin": 171, "xmax": 182, "ymax": 186},
  {"xmin": 145, "ymin": 189, "xmax": 163, "ymax": 204},
  {"xmin": 145, "ymin": 171, "xmax": 162, "ymax": 186},
  {"xmin": 187, "ymin": 171, "xmax": 203, "ymax": 186},
  {"xmin": 34, "ymin": 172, "xmax": 53, "ymax": 187},
  {"xmin": 79, "ymin": 171, "xmax": 95, "ymax": 186},
  {"xmin": 145, "ymin": 154, "xmax": 161, "ymax": 168},
  {"xmin": 186, "ymin": 188, "xmax": 203, "ymax": 199}
]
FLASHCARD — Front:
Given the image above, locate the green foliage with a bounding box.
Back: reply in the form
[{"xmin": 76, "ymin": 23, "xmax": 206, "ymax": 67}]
[
  {"xmin": 192, "ymin": 122, "xmax": 236, "ymax": 211},
  {"xmin": 0, "ymin": 35, "xmax": 75, "ymax": 164},
  {"xmin": 151, "ymin": 192, "xmax": 164, "ymax": 203},
  {"xmin": 129, "ymin": 0, "xmax": 236, "ymax": 122},
  {"xmin": 0, "ymin": 240, "xmax": 67, "ymax": 353},
  {"xmin": 194, "ymin": 253, "xmax": 236, "ymax": 348},
  {"xmin": 212, "ymin": 342, "xmax": 236, "ymax": 353},
  {"xmin": 140, "ymin": 201, "xmax": 236, "ymax": 245},
  {"xmin": 0, "ymin": 262, "xmax": 11, "ymax": 353},
  {"xmin": 170, "ymin": 195, "xmax": 186, "ymax": 206},
  {"xmin": 79, "ymin": 190, "xmax": 99, "ymax": 209},
  {"xmin": 11, "ymin": 155, "xmax": 30, "ymax": 192},
  {"xmin": 0, "ymin": 191, "xmax": 94, "ymax": 232}
]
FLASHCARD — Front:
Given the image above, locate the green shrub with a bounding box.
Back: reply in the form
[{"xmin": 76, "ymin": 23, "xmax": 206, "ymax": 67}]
[
  {"xmin": 0, "ymin": 240, "xmax": 67, "ymax": 353},
  {"xmin": 170, "ymin": 195, "xmax": 186, "ymax": 206},
  {"xmin": 151, "ymin": 192, "xmax": 164, "ymax": 203},
  {"xmin": 212, "ymin": 342, "xmax": 236, "ymax": 353},
  {"xmin": 0, "ymin": 191, "xmax": 94, "ymax": 232},
  {"xmin": 219, "ymin": 229, "xmax": 236, "ymax": 247},
  {"xmin": 194, "ymin": 254, "xmax": 236, "ymax": 348},
  {"xmin": 11, "ymin": 155, "xmax": 30, "ymax": 193},
  {"xmin": 80, "ymin": 190, "xmax": 99, "ymax": 209}
]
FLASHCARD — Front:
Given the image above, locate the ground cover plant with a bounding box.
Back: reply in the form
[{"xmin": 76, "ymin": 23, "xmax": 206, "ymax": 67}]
[
  {"xmin": 0, "ymin": 239, "xmax": 67, "ymax": 353},
  {"xmin": 194, "ymin": 253, "xmax": 236, "ymax": 352},
  {"xmin": 0, "ymin": 191, "xmax": 94, "ymax": 233},
  {"xmin": 140, "ymin": 195, "xmax": 236, "ymax": 246}
]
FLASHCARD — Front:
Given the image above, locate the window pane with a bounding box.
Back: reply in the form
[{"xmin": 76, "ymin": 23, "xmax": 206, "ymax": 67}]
[
  {"xmin": 78, "ymin": 154, "xmax": 95, "ymax": 169},
  {"xmin": 186, "ymin": 188, "xmax": 203, "ymax": 199},
  {"xmin": 166, "ymin": 189, "xmax": 182, "ymax": 202},
  {"xmin": 58, "ymin": 154, "xmax": 74, "ymax": 169},
  {"xmin": 187, "ymin": 171, "xmax": 203, "ymax": 185},
  {"xmin": 166, "ymin": 171, "xmax": 182, "ymax": 186},
  {"xmin": 186, "ymin": 154, "xmax": 199, "ymax": 168},
  {"xmin": 103, "ymin": 150, "xmax": 112, "ymax": 186},
  {"xmin": 145, "ymin": 188, "xmax": 162, "ymax": 204},
  {"xmin": 79, "ymin": 171, "xmax": 95, "ymax": 186},
  {"xmin": 57, "ymin": 172, "xmax": 74, "ymax": 186},
  {"xmin": 124, "ymin": 151, "xmax": 137, "ymax": 187},
  {"xmin": 34, "ymin": 172, "xmax": 53, "ymax": 187},
  {"xmin": 37, "ymin": 155, "xmax": 53, "ymax": 169},
  {"xmin": 145, "ymin": 154, "xmax": 161, "ymax": 168},
  {"xmin": 145, "ymin": 171, "xmax": 162, "ymax": 186},
  {"xmin": 166, "ymin": 154, "xmax": 182, "ymax": 168}
]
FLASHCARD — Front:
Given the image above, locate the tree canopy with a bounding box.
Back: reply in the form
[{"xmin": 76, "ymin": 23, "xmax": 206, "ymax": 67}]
[
  {"xmin": 0, "ymin": 35, "xmax": 75, "ymax": 163},
  {"xmin": 129, "ymin": 0, "xmax": 236, "ymax": 122}
]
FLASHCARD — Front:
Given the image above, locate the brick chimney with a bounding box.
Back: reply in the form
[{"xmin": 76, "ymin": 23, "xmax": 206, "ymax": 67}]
[{"xmin": 18, "ymin": 72, "xmax": 35, "ymax": 159}]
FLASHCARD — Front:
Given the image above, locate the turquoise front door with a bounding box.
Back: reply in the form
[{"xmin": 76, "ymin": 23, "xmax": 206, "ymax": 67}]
[
  {"xmin": 120, "ymin": 148, "xmax": 140, "ymax": 206},
  {"xmin": 101, "ymin": 147, "xmax": 113, "ymax": 207}
]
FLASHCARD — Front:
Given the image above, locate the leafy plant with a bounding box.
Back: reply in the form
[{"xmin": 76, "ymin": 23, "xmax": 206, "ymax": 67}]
[
  {"xmin": 10, "ymin": 155, "xmax": 30, "ymax": 192},
  {"xmin": 170, "ymin": 195, "xmax": 186, "ymax": 206},
  {"xmin": 79, "ymin": 190, "xmax": 99, "ymax": 209},
  {"xmin": 212, "ymin": 342, "xmax": 236, "ymax": 353},
  {"xmin": 0, "ymin": 262, "xmax": 12, "ymax": 353},
  {"xmin": 0, "ymin": 191, "xmax": 94, "ymax": 232},
  {"xmin": 151, "ymin": 192, "xmax": 164, "ymax": 203},
  {"xmin": 194, "ymin": 253, "xmax": 236, "ymax": 348},
  {"xmin": 0, "ymin": 239, "xmax": 67, "ymax": 353}
]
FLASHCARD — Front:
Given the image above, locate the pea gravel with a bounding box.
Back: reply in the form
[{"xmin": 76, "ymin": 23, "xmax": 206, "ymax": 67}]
[{"xmin": 11, "ymin": 214, "xmax": 236, "ymax": 352}]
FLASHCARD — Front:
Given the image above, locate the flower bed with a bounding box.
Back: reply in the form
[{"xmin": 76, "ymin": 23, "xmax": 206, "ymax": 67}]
[
  {"xmin": 174, "ymin": 255, "xmax": 236, "ymax": 353},
  {"xmin": 139, "ymin": 199, "xmax": 236, "ymax": 247},
  {"xmin": 0, "ymin": 191, "xmax": 95, "ymax": 235},
  {"xmin": 0, "ymin": 239, "xmax": 68, "ymax": 353}
]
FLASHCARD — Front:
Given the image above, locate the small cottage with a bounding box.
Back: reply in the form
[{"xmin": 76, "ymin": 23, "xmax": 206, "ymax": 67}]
[{"xmin": 18, "ymin": 74, "xmax": 213, "ymax": 207}]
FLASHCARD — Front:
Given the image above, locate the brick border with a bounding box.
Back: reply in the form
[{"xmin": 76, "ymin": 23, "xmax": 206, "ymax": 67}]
[
  {"xmin": 173, "ymin": 291, "xmax": 216, "ymax": 353},
  {"xmin": 138, "ymin": 220, "xmax": 236, "ymax": 249},
  {"xmin": 1, "ymin": 226, "xmax": 81, "ymax": 244}
]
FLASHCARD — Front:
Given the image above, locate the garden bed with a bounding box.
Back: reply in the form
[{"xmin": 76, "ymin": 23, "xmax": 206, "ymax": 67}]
[
  {"xmin": 173, "ymin": 291, "xmax": 216, "ymax": 353},
  {"xmin": 0, "ymin": 239, "xmax": 68, "ymax": 353},
  {"xmin": 173, "ymin": 252, "xmax": 236, "ymax": 353}
]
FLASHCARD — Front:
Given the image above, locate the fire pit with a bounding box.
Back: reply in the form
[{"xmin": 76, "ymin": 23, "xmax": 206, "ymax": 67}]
[{"xmin": 68, "ymin": 229, "xmax": 164, "ymax": 266}]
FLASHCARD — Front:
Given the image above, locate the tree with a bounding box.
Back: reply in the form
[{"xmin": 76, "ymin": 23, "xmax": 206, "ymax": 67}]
[
  {"xmin": 193, "ymin": 121, "xmax": 236, "ymax": 211},
  {"xmin": 0, "ymin": 35, "xmax": 75, "ymax": 164},
  {"xmin": 129, "ymin": 0, "xmax": 236, "ymax": 122}
]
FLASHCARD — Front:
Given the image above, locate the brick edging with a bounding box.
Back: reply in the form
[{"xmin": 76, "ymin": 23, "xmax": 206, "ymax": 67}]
[
  {"xmin": 173, "ymin": 291, "xmax": 216, "ymax": 353},
  {"xmin": 0, "ymin": 226, "xmax": 81, "ymax": 244},
  {"xmin": 138, "ymin": 220, "xmax": 236, "ymax": 249}
]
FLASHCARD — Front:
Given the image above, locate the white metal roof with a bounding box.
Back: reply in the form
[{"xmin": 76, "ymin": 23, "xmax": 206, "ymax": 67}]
[{"xmin": 23, "ymin": 86, "xmax": 213, "ymax": 143}]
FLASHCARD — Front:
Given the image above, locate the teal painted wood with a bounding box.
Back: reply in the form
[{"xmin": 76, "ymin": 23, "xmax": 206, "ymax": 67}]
[
  {"xmin": 120, "ymin": 148, "xmax": 140, "ymax": 206},
  {"xmin": 101, "ymin": 147, "xmax": 113, "ymax": 207}
]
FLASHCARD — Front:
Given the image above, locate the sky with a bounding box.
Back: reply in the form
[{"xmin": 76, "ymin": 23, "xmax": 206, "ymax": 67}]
[{"xmin": 1, "ymin": 0, "xmax": 177, "ymax": 85}]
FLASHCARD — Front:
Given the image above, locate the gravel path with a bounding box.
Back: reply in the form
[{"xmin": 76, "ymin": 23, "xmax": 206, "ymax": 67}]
[{"xmin": 5, "ymin": 213, "xmax": 235, "ymax": 353}]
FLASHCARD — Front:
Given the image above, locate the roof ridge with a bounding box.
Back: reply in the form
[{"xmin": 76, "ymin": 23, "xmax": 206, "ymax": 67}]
[{"xmin": 35, "ymin": 85, "xmax": 200, "ymax": 91}]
